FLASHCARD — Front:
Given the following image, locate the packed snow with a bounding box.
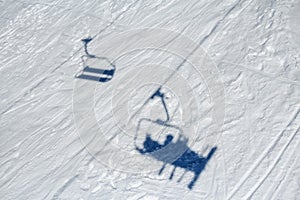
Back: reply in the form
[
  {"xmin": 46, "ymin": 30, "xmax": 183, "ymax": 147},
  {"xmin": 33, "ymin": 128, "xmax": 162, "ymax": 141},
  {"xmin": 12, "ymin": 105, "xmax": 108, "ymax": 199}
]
[{"xmin": 0, "ymin": 0, "xmax": 299, "ymax": 199}]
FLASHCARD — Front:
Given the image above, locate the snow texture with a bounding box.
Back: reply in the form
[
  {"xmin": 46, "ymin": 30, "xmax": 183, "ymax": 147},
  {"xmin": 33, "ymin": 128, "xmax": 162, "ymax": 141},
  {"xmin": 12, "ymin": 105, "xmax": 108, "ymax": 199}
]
[{"xmin": 0, "ymin": 0, "xmax": 299, "ymax": 199}]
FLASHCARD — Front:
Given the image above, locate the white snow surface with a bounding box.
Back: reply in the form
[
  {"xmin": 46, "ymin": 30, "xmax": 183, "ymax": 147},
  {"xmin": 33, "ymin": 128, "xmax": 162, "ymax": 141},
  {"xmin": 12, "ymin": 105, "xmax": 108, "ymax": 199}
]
[{"xmin": 0, "ymin": 0, "xmax": 299, "ymax": 199}]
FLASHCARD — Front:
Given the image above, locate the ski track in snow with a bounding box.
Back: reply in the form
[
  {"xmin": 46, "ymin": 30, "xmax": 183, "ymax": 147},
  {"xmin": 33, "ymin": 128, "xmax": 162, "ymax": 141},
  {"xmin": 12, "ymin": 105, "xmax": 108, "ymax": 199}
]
[{"xmin": 226, "ymin": 108, "xmax": 299, "ymax": 200}]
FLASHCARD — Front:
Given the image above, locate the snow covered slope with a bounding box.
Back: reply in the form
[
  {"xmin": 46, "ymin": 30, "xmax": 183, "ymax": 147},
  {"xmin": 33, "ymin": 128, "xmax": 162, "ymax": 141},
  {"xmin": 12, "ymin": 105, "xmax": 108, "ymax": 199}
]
[{"xmin": 0, "ymin": 0, "xmax": 299, "ymax": 199}]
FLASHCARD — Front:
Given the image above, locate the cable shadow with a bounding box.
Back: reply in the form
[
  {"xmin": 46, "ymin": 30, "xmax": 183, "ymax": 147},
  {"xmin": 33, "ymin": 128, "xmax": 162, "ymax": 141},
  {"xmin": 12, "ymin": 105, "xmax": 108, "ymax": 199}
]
[
  {"xmin": 135, "ymin": 118, "xmax": 217, "ymax": 190},
  {"xmin": 75, "ymin": 37, "xmax": 116, "ymax": 83}
]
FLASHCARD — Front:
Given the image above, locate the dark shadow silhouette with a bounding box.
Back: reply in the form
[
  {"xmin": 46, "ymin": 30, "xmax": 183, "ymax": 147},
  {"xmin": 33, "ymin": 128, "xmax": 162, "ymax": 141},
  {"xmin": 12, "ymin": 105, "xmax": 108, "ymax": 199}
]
[
  {"xmin": 82, "ymin": 37, "xmax": 95, "ymax": 58},
  {"xmin": 75, "ymin": 37, "xmax": 116, "ymax": 82},
  {"xmin": 136, "ymin": 134, "xmax": 174, "ymax": 154},
  {"xmin": 133, "ymin": 85, "xmax": 216, "ymax": 189},
  {"xmin": 136, "ymin": 131, "xmax": 217, "ymax": 189},
  {"xmin": 76, "ymin": 65, "xmax": 115, "ymax": 82},
  {"xmin": 150, "ymin": 87, "xmax": 170, "ymax": 122},
  {"xmin": 129, "ymin": 86, "xmax": 171, "ymax": 123}
]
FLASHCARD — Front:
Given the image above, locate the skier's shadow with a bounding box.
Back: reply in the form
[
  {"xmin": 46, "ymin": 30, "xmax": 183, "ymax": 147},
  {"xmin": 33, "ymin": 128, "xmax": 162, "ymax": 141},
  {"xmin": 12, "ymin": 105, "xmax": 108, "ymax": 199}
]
[
  {"xmin": 135, "ymin": 118, "xmax": 217, "ymax": 190},
  {"xmin": 75, "ymin": 37, "xmax": 116, "ymax": 82}
]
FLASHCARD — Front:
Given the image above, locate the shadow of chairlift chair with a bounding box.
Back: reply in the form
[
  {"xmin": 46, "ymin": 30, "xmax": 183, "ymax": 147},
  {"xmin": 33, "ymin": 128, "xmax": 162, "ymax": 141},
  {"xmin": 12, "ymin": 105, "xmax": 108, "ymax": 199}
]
[
  {"xmin": 133, "ymin": 87, "xmax": 185, "ymax": 163},
  {"xmin": 134, "ymin": 117, "xmax": 217, "ymax": 190},
  {"xmin": 133, "ymin": 87, "xmax": 217, "ymax": 189},
  {"xmin": 134, "ymin": 117, "xmax": 186, "ymax": 163},
  {"xmin": 75, "ymin": 37, "xmax": 116, "ymax": 82},
  {"xmin": 75, "ymin": 61, "xmax": 116, "ymax": 82}
]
